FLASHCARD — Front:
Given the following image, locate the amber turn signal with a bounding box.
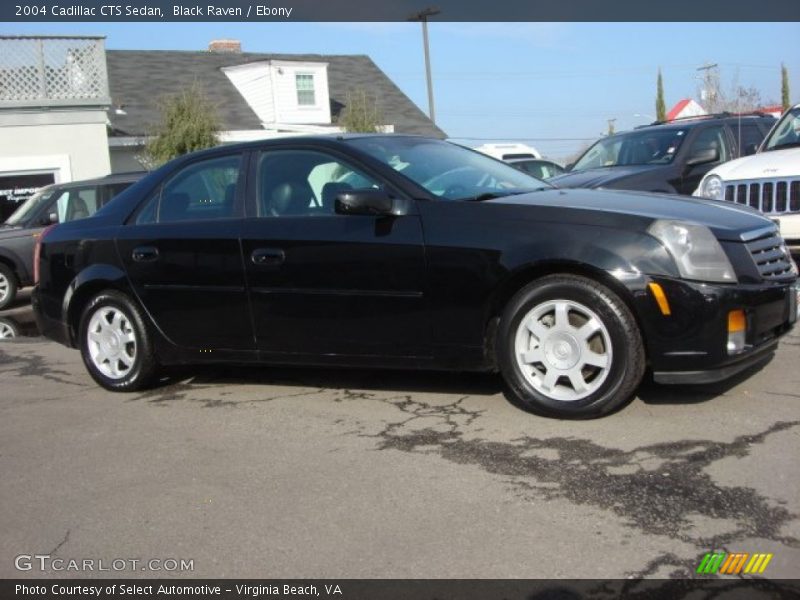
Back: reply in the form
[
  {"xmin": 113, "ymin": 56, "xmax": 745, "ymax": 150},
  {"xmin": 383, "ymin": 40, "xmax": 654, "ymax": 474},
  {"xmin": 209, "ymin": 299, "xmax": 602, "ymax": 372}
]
[{"xmin": 648, "ymin": 282, "xmax": 671, "ymax": 316}]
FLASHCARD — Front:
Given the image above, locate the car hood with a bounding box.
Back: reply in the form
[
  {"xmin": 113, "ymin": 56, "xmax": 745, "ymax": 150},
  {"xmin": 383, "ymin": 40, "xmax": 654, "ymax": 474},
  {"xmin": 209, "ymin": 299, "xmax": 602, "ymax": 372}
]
[
  {"xmin": 0, "ymin": 224, "xmax": 31, "ymax": 240},
  {"xmin": 488, "ymin": 188, "xmax": 773, "ymax": 242},
  {"xmin": 703, "ymin": 147, "xmax": 800, "ymax": 182},
  {"xmin": 549, "ymin": 165, "xmax": 666, "ymax": 189}
]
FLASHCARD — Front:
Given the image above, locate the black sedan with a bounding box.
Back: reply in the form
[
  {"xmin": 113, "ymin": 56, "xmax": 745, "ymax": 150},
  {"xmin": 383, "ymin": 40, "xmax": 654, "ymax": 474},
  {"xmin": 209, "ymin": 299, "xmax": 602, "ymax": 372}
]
[{"xmin": 33, "ymin": 136, "xmax": 799, "ymax": 418}]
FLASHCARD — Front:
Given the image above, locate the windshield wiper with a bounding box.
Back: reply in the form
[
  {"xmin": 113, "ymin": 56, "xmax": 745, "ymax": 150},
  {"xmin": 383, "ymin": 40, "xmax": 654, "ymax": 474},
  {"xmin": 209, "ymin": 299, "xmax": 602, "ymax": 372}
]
[{"xmin": 462, "ymin": 189, "xmax": 548, "ymax": 202}]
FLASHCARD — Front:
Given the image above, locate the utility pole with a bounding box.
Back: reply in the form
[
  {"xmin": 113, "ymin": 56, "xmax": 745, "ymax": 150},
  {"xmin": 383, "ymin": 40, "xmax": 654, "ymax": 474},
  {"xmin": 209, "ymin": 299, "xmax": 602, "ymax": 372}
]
[
  {"xmin": 408, "ymin": 7, "xmax": 440, "ymax": 124},
  {"xmin": 697, "ymin": 62, "xmax": 719, "ymax": 112}
]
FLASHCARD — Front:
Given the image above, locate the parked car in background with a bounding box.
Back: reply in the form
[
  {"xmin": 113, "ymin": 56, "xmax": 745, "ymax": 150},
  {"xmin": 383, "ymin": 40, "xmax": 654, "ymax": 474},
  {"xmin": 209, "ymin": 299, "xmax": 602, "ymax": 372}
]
[
  {"xmin": 0, "ymin": 172, "xmax": 145, "ymax": 309},
  {"xmin": 473, "ymin": 142, "xmax": 542, "ymax": 160},
  {"xmin": 507, "ymin": 158, "xmax": 566, "ymax": 179},
  {"xmin": 694, "ymin": 104, "xmax": 800, "ymax": 258},
  {"xmin": 550, "ymin": 113, "xmax": 776, "ymax": 195},
  {"xmin": 0, "ymin": 314, "xmax": 39, "ymax": 340},
  {"xmin": 33, "ymin": 135, "xmax": 797, "ymax": 419}
]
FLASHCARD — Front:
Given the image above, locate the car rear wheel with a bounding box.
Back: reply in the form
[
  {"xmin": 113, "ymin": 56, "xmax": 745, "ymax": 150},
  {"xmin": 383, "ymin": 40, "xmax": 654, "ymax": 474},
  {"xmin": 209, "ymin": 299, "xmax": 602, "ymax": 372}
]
[
  {"xmin": 497, "ymin": 274, "xmax": 645, "ymax": 419},
  {"xmin": 0, "ymin": 264, "xmax": 17, "ymax": 310},
  {"xmin": 79, "ymin": 290, "xmax": 157, "ymax": 391}
]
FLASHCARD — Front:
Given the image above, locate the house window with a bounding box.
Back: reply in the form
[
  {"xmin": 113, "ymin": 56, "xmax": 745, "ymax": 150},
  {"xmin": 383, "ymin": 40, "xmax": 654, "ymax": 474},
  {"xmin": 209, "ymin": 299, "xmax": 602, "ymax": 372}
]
[{"xmin": 296, "ymin": 73, "xmax": 316, "ymax": 106}]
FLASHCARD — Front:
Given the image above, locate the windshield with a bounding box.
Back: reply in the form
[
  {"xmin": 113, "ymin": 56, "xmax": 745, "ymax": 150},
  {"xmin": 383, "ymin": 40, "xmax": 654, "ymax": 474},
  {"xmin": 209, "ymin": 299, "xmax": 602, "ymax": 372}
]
[
  {"xmin": 4, "ymin": 187, "xmax": 53, "ymax": 226},
  {"xmin": 572, "ymin": 128, "xmax": 687, "ymax": 171},
  {"xmin": 761, "ymin": 106, "xmax": 800, "ymax": 152},
  {"xmin": 345, "ymin": 137, "xmax": 551, "ymax": 201}
]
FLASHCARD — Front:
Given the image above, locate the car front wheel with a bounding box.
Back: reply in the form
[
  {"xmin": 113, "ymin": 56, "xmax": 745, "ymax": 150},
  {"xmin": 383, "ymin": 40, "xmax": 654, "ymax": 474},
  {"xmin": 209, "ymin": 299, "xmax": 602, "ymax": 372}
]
[
  {"xmin": 498, "ymin": 274, "xmax": 645, "ymax": 419},
  {"xmin": 79, "ymin": 290, "xmax": 157, "ymax": 391}
]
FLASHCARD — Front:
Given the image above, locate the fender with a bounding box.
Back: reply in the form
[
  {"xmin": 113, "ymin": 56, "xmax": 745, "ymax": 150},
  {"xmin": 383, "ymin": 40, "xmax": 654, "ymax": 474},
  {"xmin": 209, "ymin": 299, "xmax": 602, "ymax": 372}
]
[
  {"xmin": 0, "ymin": 245, "xmax": 29, "ymax": 284},
  {"xmin": 485, "ymin": 231, "xmax": 677, "ymax": 327},
  {"xmin": 63, "ymin": 263, "xmax": 131, "ymax": 345}
]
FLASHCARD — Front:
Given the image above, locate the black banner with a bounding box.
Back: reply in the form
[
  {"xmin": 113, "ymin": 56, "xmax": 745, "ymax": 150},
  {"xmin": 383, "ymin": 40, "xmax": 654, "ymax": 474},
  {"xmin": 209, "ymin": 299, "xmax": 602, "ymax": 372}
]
[
  {"xmin": 4, "ymin": 579, "xmax": 800, "ymax": 600},
  {"xmin": 2, "ymin": 0, "xmax": 800, "ymax": 22}
]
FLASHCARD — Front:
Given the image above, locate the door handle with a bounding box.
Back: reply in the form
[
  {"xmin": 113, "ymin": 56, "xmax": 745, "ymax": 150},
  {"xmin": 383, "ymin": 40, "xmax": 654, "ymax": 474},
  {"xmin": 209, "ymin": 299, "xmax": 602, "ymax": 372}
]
[
  {"xmin": 132, "ymin": 246, "xmax": 159, "ymax": 262},
  {"xmin": 251, "ymin": 248, "xmax": 285, "ymax": 266}
]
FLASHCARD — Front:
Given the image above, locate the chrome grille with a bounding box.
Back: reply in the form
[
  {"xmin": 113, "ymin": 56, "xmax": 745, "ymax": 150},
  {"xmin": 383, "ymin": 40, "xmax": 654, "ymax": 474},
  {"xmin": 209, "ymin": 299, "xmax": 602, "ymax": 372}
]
[
  {"xmin": 745, "ymin": 231, "xmax": 795, "ymax": 281},
  {"xmin": 725, "ymin": 178, "xmax": 800, "ymax": 215}
]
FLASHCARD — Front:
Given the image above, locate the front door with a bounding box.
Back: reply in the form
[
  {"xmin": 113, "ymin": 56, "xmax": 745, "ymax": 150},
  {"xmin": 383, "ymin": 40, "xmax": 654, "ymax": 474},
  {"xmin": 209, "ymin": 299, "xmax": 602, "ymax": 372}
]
[
  {"xmin": 680, "ymin": 125, "xmax": 731, "ymax": 194},
  {"xmin": 117, "ymin": 153, "xmax": 253, "ymax": 352},
  {"xmin": 241, "ymin": 148, "xmax": 429, "ymax": 359}
]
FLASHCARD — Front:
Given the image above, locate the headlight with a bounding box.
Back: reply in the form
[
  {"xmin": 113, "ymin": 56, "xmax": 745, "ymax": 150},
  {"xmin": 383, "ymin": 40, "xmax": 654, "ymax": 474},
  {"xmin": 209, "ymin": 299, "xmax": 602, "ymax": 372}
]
[
  {"xmin": 699, "ymin": 174, "xmax": 724, "ymax": 200},
  {"xmin": 648, "ymin": 219, "xmax": 736, "ymax": 283}
]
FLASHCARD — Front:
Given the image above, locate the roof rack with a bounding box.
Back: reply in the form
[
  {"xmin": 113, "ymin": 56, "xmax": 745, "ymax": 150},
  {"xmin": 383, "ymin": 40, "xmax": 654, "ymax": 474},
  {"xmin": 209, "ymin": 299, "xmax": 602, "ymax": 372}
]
[{"xmin": 641, "ymin": 111, "xmax": 776, "ymax": 128}]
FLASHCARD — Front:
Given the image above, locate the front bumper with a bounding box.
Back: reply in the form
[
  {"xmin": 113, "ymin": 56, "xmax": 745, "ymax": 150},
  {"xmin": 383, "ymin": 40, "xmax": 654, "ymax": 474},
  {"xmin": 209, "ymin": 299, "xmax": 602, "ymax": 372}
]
[{"xmin": 634, "ymin": 276, "xmax": 798, "ymax": 385}]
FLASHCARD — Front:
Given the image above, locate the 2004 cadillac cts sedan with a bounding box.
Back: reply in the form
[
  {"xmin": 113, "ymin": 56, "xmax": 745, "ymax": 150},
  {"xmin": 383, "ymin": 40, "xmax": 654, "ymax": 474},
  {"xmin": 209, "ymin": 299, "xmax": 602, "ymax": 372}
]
[{"xmin": 32, "ymin": 135, "xmax": 799, "ymax": 418}]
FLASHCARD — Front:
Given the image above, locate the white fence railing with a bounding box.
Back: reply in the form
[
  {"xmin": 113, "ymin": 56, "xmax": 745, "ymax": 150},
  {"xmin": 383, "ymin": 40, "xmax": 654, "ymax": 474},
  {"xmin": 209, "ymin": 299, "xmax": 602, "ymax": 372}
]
[{"xmin": 0, "ymin": 35, "xmax": 110, "ymax": 108}]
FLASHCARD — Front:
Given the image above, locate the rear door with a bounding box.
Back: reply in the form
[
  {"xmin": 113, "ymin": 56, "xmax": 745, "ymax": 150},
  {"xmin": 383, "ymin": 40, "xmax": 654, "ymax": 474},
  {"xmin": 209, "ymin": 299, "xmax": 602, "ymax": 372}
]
[
  {"xmin": 241, "ymin": 146, "xmax": 429, "ymax": 359},
  {"xmin": 116, "ymin": 153, "xmax": 253, "ymax": 352}
]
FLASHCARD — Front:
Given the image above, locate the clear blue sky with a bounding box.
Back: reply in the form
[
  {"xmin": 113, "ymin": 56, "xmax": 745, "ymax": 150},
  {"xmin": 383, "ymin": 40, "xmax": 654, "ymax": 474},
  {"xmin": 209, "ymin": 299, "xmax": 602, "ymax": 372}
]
[{"xmin": 3, "ymin": 21, "xmax": 799, "ymax": 160}]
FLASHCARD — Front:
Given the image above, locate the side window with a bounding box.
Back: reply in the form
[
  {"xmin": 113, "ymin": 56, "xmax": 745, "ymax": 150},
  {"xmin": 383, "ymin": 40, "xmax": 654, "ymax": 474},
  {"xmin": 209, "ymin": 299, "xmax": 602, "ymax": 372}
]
[
  {"xmin": 103, "ymin": 182, "xmax": 134, "ymax": 205},
  {"xmin": 52, "ymin": 186, "xmax": 98, "ymax": 223},
  {"xmin": 520, "ymin": 162, "xmax": 547, "ymax": 179},
  {"xmin": 257, "ymin": 150, "xmax": 381, "ymax": 217},
  {"xmin": 136, "ymin": 155, "xmax": 241, "ymax": 224},
  {"xmin": 731, "ymin": 123, "xmax": 764, "ymax": 156},
  {"xmin": 687, "ymin": 126, "xmax": 729, "ymax": 164}
]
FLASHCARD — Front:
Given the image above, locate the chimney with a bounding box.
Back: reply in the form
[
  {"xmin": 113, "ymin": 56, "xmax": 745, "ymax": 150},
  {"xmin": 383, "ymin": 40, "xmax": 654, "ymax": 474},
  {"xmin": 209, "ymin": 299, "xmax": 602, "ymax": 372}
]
[{"xmin": 208, "ymin": 39, "xmax": 242, "ymax": 53}]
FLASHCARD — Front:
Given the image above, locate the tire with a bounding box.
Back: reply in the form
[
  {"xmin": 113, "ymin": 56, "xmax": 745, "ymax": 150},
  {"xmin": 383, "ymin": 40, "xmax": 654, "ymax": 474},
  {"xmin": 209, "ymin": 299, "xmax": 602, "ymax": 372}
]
[
  {"xmin": 0, "ymin": 317, "xmax": 20, "ymax": 339},
  {"xmin": 0, "ymin": 264, "xmax": 18, "ymax": 310},
  {"xmin": 497, "ymin": 274, "xmax": 645, "ymax": 419},
  {"xmin": 78, "ymin": 290, "xmax": 158, "ymax": 391}
]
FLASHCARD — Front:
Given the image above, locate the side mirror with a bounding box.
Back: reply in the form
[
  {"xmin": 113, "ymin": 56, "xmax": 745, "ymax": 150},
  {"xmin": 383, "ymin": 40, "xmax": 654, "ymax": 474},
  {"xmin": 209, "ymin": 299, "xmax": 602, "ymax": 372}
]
[
  {"xmin": 686, "ymin": 147, "xmax": 719, "ymax": 167},
  {"xmin": 40, "ymin": 212, "xmax": 58, "ymax": 226},
  {"xmin": 335, "ymin": 189, "xmax": 395, "ymax": 216}
]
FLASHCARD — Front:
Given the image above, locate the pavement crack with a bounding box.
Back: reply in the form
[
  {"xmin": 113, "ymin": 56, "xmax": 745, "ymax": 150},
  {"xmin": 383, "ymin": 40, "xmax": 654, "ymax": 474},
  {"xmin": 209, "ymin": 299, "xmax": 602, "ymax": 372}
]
[
  {"xmin": 366, "ymin": 416, "xmax": 800, "ymax": 549},
  {"xmin": 47, "ymin": 529, "xmax": 70, "ymax": 556}
]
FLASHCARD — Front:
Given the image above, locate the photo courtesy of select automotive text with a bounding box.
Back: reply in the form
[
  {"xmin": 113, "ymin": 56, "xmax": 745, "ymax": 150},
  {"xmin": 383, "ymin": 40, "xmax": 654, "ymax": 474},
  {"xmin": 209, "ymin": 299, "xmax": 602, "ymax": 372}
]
[{"xmin": 1, "ymin": 1, "xmax": 799, "ymax": 598}]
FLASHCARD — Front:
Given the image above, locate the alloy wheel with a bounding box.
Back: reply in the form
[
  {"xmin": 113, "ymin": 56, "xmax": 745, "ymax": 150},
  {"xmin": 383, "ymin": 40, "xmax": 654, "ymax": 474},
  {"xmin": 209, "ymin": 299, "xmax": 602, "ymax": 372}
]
[
  {"xmin": 513, "ymin": 299, "xmax": 613, "ymax": 402},
  {"xmin": 86, "ymin": 307, "xmax": 138, "ymax": 380}
]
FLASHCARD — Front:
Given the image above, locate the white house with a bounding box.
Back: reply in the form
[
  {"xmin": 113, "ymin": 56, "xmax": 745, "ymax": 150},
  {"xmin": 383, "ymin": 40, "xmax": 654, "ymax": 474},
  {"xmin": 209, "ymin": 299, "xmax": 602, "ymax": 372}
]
[
  {"xmin": 0, "ymin": 35, "xmax": 112, "ymax": 218},
  {"xmin": 0, "ymin": 36, "xmax": 443, "ymax": 218}
]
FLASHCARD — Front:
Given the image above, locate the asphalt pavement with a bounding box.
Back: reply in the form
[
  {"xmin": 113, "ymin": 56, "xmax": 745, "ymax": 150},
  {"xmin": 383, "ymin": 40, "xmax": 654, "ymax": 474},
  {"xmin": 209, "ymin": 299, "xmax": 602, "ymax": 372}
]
[{"xmin": 1, "ymin": 295, "xmax": 798, "ymax": 580}]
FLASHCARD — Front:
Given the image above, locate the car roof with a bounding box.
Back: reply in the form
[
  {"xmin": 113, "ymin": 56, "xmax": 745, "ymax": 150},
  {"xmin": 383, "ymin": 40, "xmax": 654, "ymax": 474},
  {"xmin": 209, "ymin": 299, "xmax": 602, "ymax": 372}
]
[
  {"xmin": 158, "ymin": 133, "xmax": 441, "ymax": 163},
  {"xmin": 633, "ymin": 113, "xmax": 775, "ymax": 131}
]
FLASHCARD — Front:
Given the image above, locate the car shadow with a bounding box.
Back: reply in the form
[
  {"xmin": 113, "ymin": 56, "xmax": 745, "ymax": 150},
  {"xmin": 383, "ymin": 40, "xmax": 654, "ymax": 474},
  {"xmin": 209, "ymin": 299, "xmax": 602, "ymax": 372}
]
[
  {"xmin": 151, "ymin": 354, "xmax": 773, "ymax": 415},
  {"xmin": 158, "ymin": 363, "xmax": 504, "ymax": 397}
]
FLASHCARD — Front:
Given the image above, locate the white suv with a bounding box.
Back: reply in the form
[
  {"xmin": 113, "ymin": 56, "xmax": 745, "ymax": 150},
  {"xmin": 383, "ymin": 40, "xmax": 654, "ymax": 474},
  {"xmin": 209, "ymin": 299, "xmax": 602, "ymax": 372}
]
[{"xmin": 694, "ymin": 104, "xmax": 800, "ymax": 254}]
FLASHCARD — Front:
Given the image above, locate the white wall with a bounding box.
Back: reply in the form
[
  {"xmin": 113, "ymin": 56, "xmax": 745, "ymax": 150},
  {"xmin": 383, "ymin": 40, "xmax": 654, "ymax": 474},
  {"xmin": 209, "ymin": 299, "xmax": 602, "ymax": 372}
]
[
  {"xmin": 0, "ymin": 110, "xmax": 110, "ymax": 182},
  {"xmin": 223, "ymin": 62, "xmax": 276, "ymax": 123},
  {"xmin": 224, "ymin": 60, "xmax": 331, "ymax": 127},
  {"xmin": 110, "ymin": 146, "xmax": 148, "ymax": 173},
  {"xmin": 271, "ymin": 61, "xmax": 331, "ymax": 125}
]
